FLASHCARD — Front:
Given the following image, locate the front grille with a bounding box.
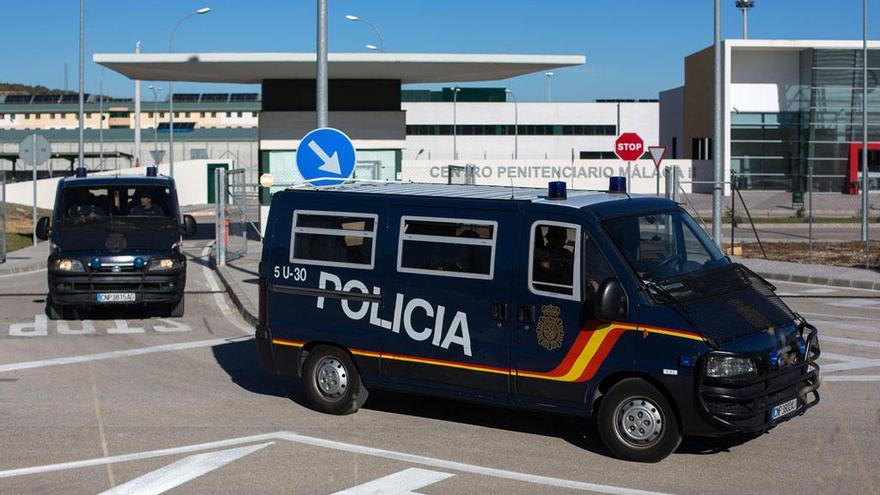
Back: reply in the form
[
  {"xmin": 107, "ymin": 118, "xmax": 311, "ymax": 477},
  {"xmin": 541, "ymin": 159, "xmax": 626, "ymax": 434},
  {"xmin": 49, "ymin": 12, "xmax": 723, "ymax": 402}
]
[{"xmin": 697, "ymin": 330, "xmax": 821, "ymax": 432}]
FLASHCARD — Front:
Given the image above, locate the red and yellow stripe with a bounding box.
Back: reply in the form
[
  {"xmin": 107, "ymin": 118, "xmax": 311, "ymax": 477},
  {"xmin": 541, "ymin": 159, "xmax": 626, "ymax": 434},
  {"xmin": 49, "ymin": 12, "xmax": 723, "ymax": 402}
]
[{"xmin": 271, "ymin": 321, "xmax": 703, "ymax": 383}]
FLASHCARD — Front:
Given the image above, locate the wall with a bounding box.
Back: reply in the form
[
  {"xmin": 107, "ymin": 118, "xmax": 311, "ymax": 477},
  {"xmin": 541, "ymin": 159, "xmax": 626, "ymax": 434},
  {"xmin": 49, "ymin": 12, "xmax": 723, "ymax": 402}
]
[
  {"xmin": 3, "ymin": 159, "xmax": 227, "ymax": 210},
  {"xmin": 659, "ymin": 87, "xmax": 684, "ymax": 159},
  {"xmin": 729, "ymin": 49, "xmax": 801, "ymax": 113},
  {"xmin": 400, "ymin": 159, "xmax": 694, "ymax": 194},
  {"xmin": 683, "ymin": 46, "xmax": 715, "ymax": 160},
  {"xmin": 400, "ymin": 101, "xmax": 659, "ymax": 161}
]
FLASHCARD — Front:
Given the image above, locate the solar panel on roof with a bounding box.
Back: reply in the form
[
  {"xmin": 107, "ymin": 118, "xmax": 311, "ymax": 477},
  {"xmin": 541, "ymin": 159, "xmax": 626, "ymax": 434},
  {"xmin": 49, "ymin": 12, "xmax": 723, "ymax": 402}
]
[
  {"xmin": 5, "ymin": 95, "xmax": 33, "ymax": 104},
  {"xmin": 201, "ymin": 93, "xmax": 229, "ymax": 102},
  {"xmin": 172, "ymin": 93, "xmax": 200, "ymax": 102},
  {"xmin": 33, "ymin": 94, "xmax": 62, "ymax": 104},
  {"xmin": 60, "ymin": 94, "xmax": 79, "ymax": 103},
  {"xmin": 229, "ymin": 93, "xmax": 258, "ymax": 102}
]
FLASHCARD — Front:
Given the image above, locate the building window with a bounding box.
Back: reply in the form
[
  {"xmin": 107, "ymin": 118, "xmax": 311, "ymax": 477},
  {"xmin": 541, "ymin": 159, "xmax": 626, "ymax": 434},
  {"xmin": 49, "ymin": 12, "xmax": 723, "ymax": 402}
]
[
  {"xmin": 579, "ymin": 151, "xmax": 617, "ymax": 159},
  {"xmin": 397, "ymin": 216, "xmax": 497, "ymax": 279},
  {"xmin": 671, "ymin": 137, "xmax": 678, "ymax": 159},
  {"xmin": 290, "ymin": 210, "xmax": 377, "ymax": 269},
  {"xmin": 237, "ymin": 112, "xmax": 243, "ymax": 117},
  {"xmin": 210, "ymin": 112, "xmax": 216, "ymax": 118}
]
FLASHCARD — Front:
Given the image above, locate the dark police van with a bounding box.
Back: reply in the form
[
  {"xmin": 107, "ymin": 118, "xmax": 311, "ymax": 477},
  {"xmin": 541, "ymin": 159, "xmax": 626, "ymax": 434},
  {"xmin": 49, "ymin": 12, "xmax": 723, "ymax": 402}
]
[
  {"xmin": 256, "ymin": 181, "xmax": 820, "ymax": 462},
  {"xmin": 36, "ymin": 168, "xmax": 197, "ymax": 319}
]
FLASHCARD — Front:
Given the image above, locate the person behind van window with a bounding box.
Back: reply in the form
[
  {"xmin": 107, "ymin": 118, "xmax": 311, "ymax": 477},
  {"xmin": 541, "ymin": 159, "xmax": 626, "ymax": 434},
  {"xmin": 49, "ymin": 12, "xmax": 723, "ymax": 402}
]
[
  {"xmin": 67, "ymin": 189, "xmax": 105, "ymax": 220},
  {"xmin": 129, "ymin": 190, "xmax": 164, "ymax": 216},
  {"xmin": 535, "ymin": 226, "xmax": 574, "ymax": 286}
]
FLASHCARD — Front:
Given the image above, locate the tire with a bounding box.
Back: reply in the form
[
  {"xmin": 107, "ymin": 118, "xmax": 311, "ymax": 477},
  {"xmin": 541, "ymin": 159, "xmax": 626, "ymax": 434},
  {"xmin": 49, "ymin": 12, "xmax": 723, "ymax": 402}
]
[
  {"xmin": 168, "ymin": 295, "xmax": 185, "ymax": 317},
  {"xmin": 46, "ymin": 298, "xmax": 63, "ymax": 320},
  {"xmin": 303, "ymin": 345, "xmax": 368, "ymax": 415},
  {"xmin": 597, "ymin": 378, "xmax": 682, "ymax": 463}
]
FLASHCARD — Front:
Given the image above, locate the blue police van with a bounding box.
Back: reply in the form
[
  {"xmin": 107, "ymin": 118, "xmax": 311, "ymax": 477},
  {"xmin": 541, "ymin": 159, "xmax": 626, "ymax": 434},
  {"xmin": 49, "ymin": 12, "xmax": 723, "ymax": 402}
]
[
  {"xmin": 36, "ymin": 168, "xmax": 197, "ymax": 319},
  {"xmin": 256, "ymin": 181, "xmax": 820, "ymax": 462}
]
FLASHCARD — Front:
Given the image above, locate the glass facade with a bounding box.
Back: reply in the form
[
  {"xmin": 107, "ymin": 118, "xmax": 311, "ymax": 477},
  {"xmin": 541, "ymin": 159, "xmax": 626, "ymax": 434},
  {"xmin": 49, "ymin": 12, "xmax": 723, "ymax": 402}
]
[{"xmin": 731, "ymin": 48, "xmax": 880, "ymax": 192}]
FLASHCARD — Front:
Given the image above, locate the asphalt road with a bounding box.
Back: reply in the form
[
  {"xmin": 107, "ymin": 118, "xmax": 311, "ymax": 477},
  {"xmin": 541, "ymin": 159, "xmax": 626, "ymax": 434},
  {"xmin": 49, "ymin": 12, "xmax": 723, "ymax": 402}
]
[{"xmin": 0, "ymin": 240, "xmax": 878, "ymax": 494}]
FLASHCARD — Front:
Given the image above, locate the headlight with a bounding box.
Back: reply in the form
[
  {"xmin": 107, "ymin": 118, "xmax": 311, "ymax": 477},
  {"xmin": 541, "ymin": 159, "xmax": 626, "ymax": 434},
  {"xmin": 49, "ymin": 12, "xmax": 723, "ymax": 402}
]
[
  {"xmin": 705, "ymin": 354, "xmax": 756, "ymax": 378},
  {"xmin": 147, "ymin": 258, "xmax": 178, "ymax": 271},
  {"xmin": 53, "ymin": 258, "xmax": 85, "ymax": 272}
]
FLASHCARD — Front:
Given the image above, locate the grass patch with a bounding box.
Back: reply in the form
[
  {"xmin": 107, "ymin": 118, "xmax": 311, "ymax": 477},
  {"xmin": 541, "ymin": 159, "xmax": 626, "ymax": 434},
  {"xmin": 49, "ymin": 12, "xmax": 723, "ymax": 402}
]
[
  {"xmin": 735, "ymin": 240, "xmax": 880, "ymax": 269},
  {"xmin": 5, "ymin": 233, "xmax": 34, "ymax": 253}
]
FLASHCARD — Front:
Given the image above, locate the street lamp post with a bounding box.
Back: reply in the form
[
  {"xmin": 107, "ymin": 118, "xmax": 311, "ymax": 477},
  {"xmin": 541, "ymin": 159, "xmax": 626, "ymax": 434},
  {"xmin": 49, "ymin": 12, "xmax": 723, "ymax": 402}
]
[
  {"xmin": 505, "ymin": 88, "xmax": 518, "ymax": 160},
  {"xmin": 735, "ymin": 0, "xmax": 755, "ymax": 40},
  {"xmin": 345, "ymin": 14, "xmax": 386, "ymax": 52},
  {"xmin": 168, "ymin": 7, "xmax": 210, "ymax": 178},
  {"xmin": 148, "ymin": 85, "xmax": 163, "ymax": 160},
  {"xmin": 452, "ymin": 87, "xmax": 461, "ymax": 160},
  {"xmin": 544, "ymin": 72, "xmax": 554, "ymax": 102},
  {"xmin": 861, "ymin": 0, "xmax": 869, "ymax": 267}
]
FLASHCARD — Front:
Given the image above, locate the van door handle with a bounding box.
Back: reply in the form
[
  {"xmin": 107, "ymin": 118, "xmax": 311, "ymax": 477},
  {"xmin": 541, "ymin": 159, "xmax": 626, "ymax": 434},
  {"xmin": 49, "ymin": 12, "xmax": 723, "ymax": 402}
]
[
  {"xmin": 517, "ymin": 304, "xmax": 535, "ymax": 324},
  {"xmin": 490, "ymin": 302, "xmax": 508, "ymax": 322}
]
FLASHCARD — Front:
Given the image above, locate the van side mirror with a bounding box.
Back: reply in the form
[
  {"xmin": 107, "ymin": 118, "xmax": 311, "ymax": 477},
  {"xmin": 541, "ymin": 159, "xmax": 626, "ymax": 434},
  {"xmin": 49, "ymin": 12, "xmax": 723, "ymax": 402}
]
[
  {"xmin": 35, "ymin": 217, "xmax": 51, "ymax": 241},
  {"xmin": 594, "ymin": 278, "xmax": 628, "ymax": 322},
  {"xmin": 182, "ymin": 215, "xmax": 198, "ymax": 238}
]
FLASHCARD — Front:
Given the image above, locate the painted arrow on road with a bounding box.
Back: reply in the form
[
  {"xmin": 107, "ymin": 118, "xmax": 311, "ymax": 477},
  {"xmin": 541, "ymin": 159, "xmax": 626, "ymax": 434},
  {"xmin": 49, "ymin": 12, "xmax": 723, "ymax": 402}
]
[{"xmin": 331, "ymin": 467, "xmax": 454, "ymax": 495}]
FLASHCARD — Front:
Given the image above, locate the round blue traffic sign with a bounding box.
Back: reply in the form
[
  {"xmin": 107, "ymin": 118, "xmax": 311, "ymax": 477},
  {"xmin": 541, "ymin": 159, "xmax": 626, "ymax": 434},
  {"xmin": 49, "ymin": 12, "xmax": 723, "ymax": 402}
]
[{"xmin": 295, "ymin": 127, "xmax": 357, "ymax": 187}]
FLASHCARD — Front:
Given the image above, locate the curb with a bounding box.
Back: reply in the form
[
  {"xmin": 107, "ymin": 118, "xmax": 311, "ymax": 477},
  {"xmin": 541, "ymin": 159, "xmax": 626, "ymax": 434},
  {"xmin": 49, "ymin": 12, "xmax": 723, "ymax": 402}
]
[
  {"xmin": 754, "ymin": 270, "xmax": 880, "ymax": 291},
  {"xmin": 0, "ymin": 259, "xmax": 46, "ymax": 277},
  {"xmin": 212, "ymin": 257, "xmax": 260, "ymax": 327}
]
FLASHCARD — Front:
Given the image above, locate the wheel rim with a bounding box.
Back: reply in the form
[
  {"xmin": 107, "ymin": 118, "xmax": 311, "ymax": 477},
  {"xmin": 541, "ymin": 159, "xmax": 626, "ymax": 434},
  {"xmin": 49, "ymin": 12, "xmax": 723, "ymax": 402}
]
[
  {"xmin": 314, "ymin": 357, "xmax": 348, "ymax": 400},
  {"xmin": 614, "ymin": 397, "xmax": 664, "ymax": 448}
]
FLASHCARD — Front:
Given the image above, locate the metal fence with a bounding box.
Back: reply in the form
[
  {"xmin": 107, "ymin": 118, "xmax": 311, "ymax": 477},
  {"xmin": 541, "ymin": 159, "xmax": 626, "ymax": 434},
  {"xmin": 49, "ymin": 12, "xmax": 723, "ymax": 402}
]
[
  {"xmin": 0, "ymin": 174, "xmax": 6, "ymax": 264},
  {"xmin": 215, "ymin": 168, "xmax": 261, "ymax": 265}
]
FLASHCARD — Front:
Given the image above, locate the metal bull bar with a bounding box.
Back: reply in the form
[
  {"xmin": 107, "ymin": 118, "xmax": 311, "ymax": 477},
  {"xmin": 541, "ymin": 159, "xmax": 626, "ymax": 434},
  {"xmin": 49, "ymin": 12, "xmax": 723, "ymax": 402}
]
[{"xmin": 215, "ymin": 168, "xmax": 261, "ymax": 266}]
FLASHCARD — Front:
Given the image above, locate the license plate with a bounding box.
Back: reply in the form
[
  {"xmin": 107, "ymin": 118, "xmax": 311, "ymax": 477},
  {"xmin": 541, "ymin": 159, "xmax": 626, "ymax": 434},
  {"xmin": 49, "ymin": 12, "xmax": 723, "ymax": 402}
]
[
  {"xmin": 97, "ymin": 292, "xmax": 136, "ymax": 303},
  {"xmin": 770, "ymin": 398, "xmax": 798, "ymax": 421}
]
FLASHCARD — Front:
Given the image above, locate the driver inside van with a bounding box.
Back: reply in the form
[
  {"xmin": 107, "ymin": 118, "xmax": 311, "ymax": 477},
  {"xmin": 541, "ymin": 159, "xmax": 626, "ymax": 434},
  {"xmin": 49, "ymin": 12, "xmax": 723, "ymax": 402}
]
[
  {"xmin": 67, "ymin": 188, "xmax": 105, "ymax": 220},
  {"xmin": 534, "ymin": 226, "xmax": 574, "ymax": 287}
]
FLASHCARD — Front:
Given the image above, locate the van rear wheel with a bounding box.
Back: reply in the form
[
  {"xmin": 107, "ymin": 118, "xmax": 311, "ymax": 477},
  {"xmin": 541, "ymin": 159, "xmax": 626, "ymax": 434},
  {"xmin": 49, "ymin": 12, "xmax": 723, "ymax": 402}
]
[
  {"xmin": 597, "ymin": 378, "xmax": 681, "ymax": 463},
  {"xmin": 303, "ymin": 346, "xmax": 368, "ymax": 415}
]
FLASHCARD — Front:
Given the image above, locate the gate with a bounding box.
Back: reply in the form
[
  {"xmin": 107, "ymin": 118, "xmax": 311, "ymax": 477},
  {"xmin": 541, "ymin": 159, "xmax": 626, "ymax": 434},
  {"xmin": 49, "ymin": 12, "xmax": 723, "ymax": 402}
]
[{"xmin": 215, "ymin": 168, "xmax": 261, "ymax": 265}]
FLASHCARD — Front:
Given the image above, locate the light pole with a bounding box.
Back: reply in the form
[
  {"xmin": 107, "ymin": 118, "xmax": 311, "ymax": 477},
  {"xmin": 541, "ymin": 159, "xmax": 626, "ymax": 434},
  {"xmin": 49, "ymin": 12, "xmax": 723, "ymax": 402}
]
[
  {"xmin": 148, "ymin": 85, "xmax": 163, "ymax": 160},
  {"xmin": 861, "ymin": 0, "xmax": 869, "ymax": 267},
  {"xmin": 317, "ymin": 0, "xmax": 328, "ymax": 128},
  {"xmin": 365, "ymin": 44, "xmax": 379, "ymax": 51},
  {"xmin": 452, "ymin": 87, "xmax": 461, "ymax": 160},
  {"xmin": 735, "ymin": 0, "xmax": 754, "ymax": 40},
  {"xmin": 712, "ymin": 0, "xmax": 723, "ymax": 247},
  {"xmin": 168, "ymin": 7, "xmax": 210, "ymax": 178},
  {"xmin": 544, "ymin": 71, "xmax": 554, "ymax": 102},
  {"xmin": 345, "ymin": 14, "xmax": 386, "ymax": 52},
  {"xmin": 78, "ymin": 0, "xmax": 84, "ymax": 171},
  {"xmin": 505, "ymin": 88, "xmax": 518, "ymax": 160}
]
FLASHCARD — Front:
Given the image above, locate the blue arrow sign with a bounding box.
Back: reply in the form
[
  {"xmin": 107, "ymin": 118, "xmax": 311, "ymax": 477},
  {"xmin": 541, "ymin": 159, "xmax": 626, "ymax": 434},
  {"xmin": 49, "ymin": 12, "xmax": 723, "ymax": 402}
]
[{"xmin": 296, "ymin": 127, "xmax": 357, "ymax": 187}]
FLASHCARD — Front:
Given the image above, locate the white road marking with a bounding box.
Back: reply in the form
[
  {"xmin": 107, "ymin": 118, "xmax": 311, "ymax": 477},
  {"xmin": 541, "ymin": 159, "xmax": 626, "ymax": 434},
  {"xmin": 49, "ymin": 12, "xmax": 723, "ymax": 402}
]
[
  {"xmin": 7, "ymin": 317, "xmax": 190, "ymax": 337},
  {"xmin": 152, "ymin": 319, "xmax": 191, "ymax": 333},
  {"xmin": 107, "ymin": 320, "xmax": 142, "ymax": 334},
  {"xmin": 775, "ymin": 292, "xmax": 798, "ymax": 297},
  {"xmin": 198, "ymin": 242, "xmax": 254, "ymax": 336},
  {"xmin": 808, "ymin": 320, "xmax": 878, "ymax": 335},
  {"xmin": 820, "ymin": 353, "xmax": 880, "ymax": 373},
  {"xmin": 820, "ymin": 335, "xmax": 880, "ymax": 349},
  {"xmin": 331, "ymin": 468, "xmax": 454, "ymax": 495},
  {"xmin": 0, "ymin": 431, "xmax": 673, "ymax": 495},
  {"xmin": 98, "ymin": 442, "xmax": 273, "ymax": 495},
  {"xmin": 823, "ymin": 375, "xmax": 880, "ymax": 382},
  {"xmin": 827, "ymin": 299, "xmax": 880, "ymax": 309},
  {"xmin": 801, "ymin": 288, "xmax": 838, "ymax": 295},
  {"xmin": 801, "ymin": 312, "xmax": 879, "ymax": 322},
  {"xmin": 0, "ymin": 336, "xmax": 249, "ymax": 373},
  {"xmin": 9, "ymin": 315, "xmax": 48, "ymax": 337},
  {"xmin": 0, "ymin": 268, "xmax": 47, "ymax": 278}
]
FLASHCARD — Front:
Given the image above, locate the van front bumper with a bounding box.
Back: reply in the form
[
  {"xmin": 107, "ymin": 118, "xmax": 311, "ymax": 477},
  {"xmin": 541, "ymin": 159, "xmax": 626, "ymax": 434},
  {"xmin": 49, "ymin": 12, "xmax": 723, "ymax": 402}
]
[
  {"xmin": 696, "ymin": 335, "xmax": 820, "ymax": 433},
  {"xmin": 48, "ymin": 270, "xmax": 185, "ymax": 306}
]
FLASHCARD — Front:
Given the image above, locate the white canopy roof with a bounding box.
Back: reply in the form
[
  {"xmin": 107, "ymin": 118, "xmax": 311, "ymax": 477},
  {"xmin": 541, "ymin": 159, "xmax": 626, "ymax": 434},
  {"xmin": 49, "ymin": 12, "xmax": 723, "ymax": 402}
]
[{"xmin": 92, "ymin": 52, "xmax": 586, "ymax": 84}]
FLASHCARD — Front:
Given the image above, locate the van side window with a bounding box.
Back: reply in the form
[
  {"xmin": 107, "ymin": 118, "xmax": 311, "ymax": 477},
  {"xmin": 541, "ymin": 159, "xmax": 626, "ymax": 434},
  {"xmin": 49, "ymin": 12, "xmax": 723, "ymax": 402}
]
[
  {"xmin": 529, "ymin": 221, "xmax": 581, "ymax": 300},
  {"xmin": 397, "ymin": 216, "xmax": 497, "ymax": 279},
  {"xmin": 290, "ymin": 210, "xmax": 377, "ymax": 269}
]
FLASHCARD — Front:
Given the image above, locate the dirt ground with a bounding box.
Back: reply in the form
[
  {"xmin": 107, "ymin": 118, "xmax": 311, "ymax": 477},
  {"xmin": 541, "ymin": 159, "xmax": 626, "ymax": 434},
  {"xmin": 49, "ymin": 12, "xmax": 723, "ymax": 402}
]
[
  {"xmin": 736, "ymin": 240, "xmax": 880, "ymax": 269},
  {"xmin": 5, "ymin": 203, "xmax": 51, "ymax": 234}
]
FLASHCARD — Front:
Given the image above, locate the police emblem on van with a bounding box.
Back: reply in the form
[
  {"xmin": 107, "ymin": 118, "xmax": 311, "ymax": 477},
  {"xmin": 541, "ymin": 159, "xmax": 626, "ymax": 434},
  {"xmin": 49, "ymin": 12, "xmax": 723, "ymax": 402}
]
[
  {"xmin": 536, "ymin": 304, "xmax": 564, "ymax": 351},
  {"xmin": 105, "ymin": 232, "xmax": 127, "ymax": 252}
]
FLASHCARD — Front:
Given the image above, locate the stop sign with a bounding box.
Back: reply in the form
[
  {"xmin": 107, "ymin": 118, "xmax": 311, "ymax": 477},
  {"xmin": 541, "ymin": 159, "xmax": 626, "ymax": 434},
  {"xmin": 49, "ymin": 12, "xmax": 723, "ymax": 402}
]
[{"xmin": 614, "ymin": 132, "xmax": 645, "ymax": 161}]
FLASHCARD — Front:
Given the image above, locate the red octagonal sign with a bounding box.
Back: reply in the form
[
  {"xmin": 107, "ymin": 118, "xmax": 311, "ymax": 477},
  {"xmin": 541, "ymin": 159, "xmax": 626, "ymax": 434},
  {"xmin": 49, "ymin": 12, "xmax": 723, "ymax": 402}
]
[{"xmin": 614, "ymin": 132, "xmax": 644, "ymax": 162}]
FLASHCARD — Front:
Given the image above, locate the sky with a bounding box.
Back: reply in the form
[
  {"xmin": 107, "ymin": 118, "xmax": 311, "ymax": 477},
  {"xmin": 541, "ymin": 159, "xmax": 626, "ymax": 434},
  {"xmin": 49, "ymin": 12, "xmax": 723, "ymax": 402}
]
[{"xmin": 1, "ymin": 0, "xmax": 878, "ymax": 102}]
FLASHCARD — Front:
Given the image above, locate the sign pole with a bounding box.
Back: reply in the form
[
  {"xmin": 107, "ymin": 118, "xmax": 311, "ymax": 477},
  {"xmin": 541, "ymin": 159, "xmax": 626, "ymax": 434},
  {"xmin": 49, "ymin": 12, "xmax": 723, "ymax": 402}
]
[{"xmin": 32, "ymin": 134, "xmax": 37, "ymax": 247}]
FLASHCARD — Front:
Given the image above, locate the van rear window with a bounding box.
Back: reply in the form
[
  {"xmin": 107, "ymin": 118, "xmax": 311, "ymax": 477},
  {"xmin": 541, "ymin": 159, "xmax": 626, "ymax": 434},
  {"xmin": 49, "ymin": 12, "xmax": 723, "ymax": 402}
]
[
  {"xmin": 290, "ymin": 211, "xmax": 377, "ymax": 269},
  {"xmin": 397, "ymin": 217, "xmax": 497, "ymax": 279}
]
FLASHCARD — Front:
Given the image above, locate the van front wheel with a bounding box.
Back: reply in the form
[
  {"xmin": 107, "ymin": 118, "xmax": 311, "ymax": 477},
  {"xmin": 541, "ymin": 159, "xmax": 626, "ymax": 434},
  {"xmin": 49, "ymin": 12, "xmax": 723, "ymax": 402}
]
[
  {"xmin": 597, "ymin": 378, "xmax": 681, "ymax": 462},
  {"xmin": 303, "ymin": 346, "xmax": 367, "ymax": 415}
]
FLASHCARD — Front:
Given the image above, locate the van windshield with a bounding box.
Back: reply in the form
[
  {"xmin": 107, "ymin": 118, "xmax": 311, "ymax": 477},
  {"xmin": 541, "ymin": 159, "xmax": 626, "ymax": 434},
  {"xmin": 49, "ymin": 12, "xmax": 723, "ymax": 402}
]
[
  {"xmin": 603, "ymin": 209, "xmax": 727, "ymax": 283},
  {"xmin": 57, "ymin": 185, "xmax": 176, "ymax": 229}
]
